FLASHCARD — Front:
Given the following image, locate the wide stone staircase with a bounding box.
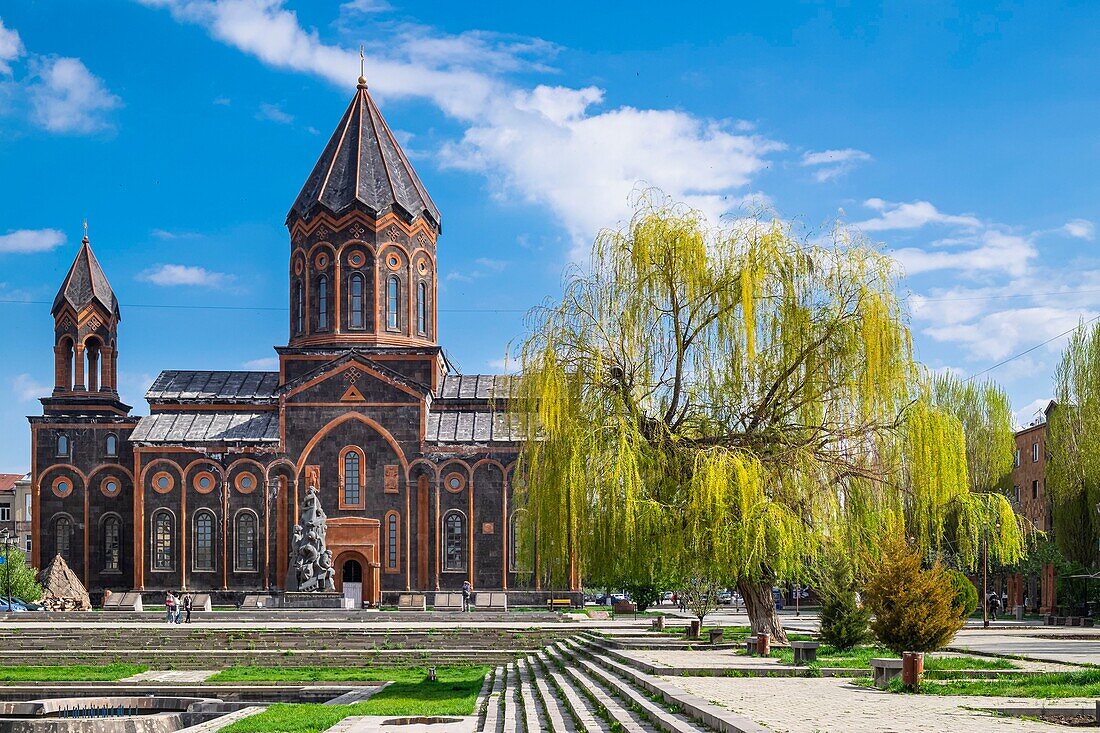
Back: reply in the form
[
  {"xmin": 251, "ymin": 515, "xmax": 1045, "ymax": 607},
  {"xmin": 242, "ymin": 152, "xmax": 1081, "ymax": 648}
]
[{"xmin": 475, "ymin": 635, "xmax": 765, "ymax": 733}]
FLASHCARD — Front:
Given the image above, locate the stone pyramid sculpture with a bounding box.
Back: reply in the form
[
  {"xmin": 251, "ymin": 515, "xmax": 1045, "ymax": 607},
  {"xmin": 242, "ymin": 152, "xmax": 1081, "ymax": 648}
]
[{"xmin": 38, "ymin": 554, "xmax": 92, "ymax": 611}]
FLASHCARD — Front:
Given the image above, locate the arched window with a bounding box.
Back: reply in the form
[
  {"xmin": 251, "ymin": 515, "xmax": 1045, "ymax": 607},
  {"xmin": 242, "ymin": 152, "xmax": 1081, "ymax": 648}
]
[
  {"xmin": 341, "ymin": 448, "xmax": 362, "ymax": 507},
  {"xmin": 193, "ymin": 510, "xmax": 215, "ymax": 571},
  {"xmin": 105, "ymin": 434, "xmax": 118, "ymax": 457},
  {"xmin": 386, "ymin": 511, "xmax": 400, "ymax": 571},
  {"xmin": 58, "ymin": 337, "xmax": 74, "ymax": 390},
  {"xmin": 443, "ymin": 511, "xmax": 466, "ymax": 572},
  {"xmin": 85, "ymin": 337, "xmax": 101, "ymax": 392},
  {"xmin": 236, "ymin": 512, "xmax": 258, "ymax": 571},
  {"xmin": 56, "ymin": 434, "xmax": 69, "ymax": 457},
  {"xmin": 350, "ymin": 273, "xmax": 365, "ymax": 329},
  {"xmin": 387, "ymin": 276, "xmax": 400, "ymax": 330},
  {"xmin": 54, "ymin": 516, "xmax": 72, "ymax": 562},
  {"xmin": 317, "ymin": 275, "xmax": 329, "ymax": 330},
  {"xmin": 295, "ymin": 281, "xmax": 304, "ymax": 334},
  {"xmin": 153, "ymin": 510, "xmax": 174, "ymax": 571},
  {"xmin": 103, "ymin": 515, "xmax": 121, "ymax": 571},
  {"xmin": 416, "ymin": 282, "xmax": 427, "ymax": 335}
]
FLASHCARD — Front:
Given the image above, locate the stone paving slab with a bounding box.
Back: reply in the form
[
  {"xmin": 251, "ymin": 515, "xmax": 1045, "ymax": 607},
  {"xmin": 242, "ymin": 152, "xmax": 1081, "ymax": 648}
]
[
  {"xmin": 121, "ymin": 670, "xmax": 217, "ymax": 683},
  {"xmin": 662, "ymin": 675, "xmax": 1097, "ymax": 733}
]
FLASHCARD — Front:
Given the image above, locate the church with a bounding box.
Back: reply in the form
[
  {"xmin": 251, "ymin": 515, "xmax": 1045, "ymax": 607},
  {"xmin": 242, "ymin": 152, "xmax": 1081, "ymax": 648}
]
[{"xmin": 28, "ymin": 74, "xmax": 569, "ymax": 606}]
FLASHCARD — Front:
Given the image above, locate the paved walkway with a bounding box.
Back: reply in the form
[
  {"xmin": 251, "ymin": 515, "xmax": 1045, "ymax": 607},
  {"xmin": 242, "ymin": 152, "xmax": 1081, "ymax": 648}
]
[
  {"xmin": 948, "ymin": 629, "xmax": 1100, "ymax": 667},
  {"xmin": 122, "ymin": 670, "xmax": 216, "ymax": 683},
  {"xmin": 662, "ymin": 675, "xmax": 1096, "ymax": 732}
]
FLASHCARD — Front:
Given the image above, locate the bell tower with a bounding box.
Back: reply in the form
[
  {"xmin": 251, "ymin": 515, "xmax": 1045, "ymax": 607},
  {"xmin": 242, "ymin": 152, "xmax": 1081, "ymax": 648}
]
[
  {"xmin": 42, "ymin": 229, "xmax": 130, "ymax": 416},
  {"xmin": 284, "ymin": 71, "xmax": 441, "ymax": 351}
]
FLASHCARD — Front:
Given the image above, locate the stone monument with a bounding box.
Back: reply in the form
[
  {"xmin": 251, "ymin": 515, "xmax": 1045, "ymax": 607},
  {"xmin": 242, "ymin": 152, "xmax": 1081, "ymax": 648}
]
[{"xmin": 282, "ymin": 485, "xmax": 349, "ymax": 608}]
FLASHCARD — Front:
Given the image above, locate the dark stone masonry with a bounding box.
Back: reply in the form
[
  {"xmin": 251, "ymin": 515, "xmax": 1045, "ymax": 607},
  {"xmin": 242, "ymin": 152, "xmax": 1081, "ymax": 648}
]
[{"xmin": 28, "ymin": 78, "xmax": 567, "ymax": 605}]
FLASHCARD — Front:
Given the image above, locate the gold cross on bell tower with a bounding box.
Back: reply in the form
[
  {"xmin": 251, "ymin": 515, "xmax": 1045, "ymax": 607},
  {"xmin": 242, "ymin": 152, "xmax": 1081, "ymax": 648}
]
[
  {"xmin": 82, "ymin": 219, "xmax": 89, "ymax": 244},
  {"xmin": 358, "ymin": 44, "xmax": 367, "ymax": 87}
]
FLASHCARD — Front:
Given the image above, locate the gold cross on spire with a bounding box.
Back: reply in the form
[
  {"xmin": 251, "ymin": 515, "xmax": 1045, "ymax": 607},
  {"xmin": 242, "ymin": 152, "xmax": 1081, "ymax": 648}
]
[
  {"xmin": 358, "ymin": 44, "xmax": 367, "ymax": 87},
  {"xmin": 82, "ymin": 219, "xmax": 89, "ymax": 243}
]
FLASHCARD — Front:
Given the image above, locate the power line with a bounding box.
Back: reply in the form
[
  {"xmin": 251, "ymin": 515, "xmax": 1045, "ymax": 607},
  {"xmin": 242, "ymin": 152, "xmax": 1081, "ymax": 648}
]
[
  {"xmin": 0, "ymin": 299, "xmax": 525, "ymax": 312},
  {"xmin": 964, "ymin": 313, "xmax": 1100, "ymax": 382}
]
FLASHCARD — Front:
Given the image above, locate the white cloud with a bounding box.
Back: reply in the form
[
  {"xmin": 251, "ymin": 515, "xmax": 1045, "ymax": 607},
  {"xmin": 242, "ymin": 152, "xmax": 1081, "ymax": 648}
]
[
  {"xmin": 341, "ymin": 0, "xmax": 391, "ymax": 13},
  {"xmin": 487, "ymin": 356, "xmax": 519, "ymax": 374},
  {"xmin": 136, "ymin": 0, "xmax": 784, "ymax": 257},
  {"xmin": 139, "ymin": 264, "xmax": 233, "ymax": 287},
  {"xmin": 151, "ymin": 228, "xmax": 204, "ymax": 240},
  {"xmin": 243, "ymin": 356, "xmax": 279, "ymax": 370},
  {"xmin": 854, "ymin": 199, "xmax": 981, "ymax": 232},
  {"xmin": 474, "ymin": 257, "xmax": 506, "ymax": 272},
  {"xmin": 11, "ymin": 373, "xmax": 47, "ymax": 402},
  {"xmin": 0, "ymin": 228, "xmax": 64, "ymax": 253},
  {"xmin": 27, "ymin": 56, "xmax": 122, "ymax": 134},
  {"xmin": 893, "ymin": 229, "xmax": 1036, "ymax": 277},
  {"xmin": 257, "ymin": 101, "xmax": 293, "ymax": 124},
  {"xmin": 800, "ymin": 148, "xmax": 871, "ymax": 182},
  {"xmin": 1063, "ymin": 218, "xmax": 1095, "ymax": 241},
  {"xmin": 0, "ymin": 17, "xmax": 25, "ymax": 74},
  {"xmin": 923, "ymin": 306, "xmax": 1095, "ymax": 361}
]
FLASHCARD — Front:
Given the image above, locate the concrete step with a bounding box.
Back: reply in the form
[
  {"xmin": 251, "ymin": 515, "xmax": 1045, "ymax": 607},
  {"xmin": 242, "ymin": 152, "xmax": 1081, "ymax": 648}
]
[
  {"xmin": 500, "ymin": 664, "xmax": 522, "ymax": 733},
  {"xmin": 544, "ymin": 645, "xmax": 660, "ymax": 733},
  {"xmin": 534, "ymin": 651, "xmax": 605, "ymax": 732},
  {"xmin": 514, "ymin": 658, "xmax": 544, "ymax": 733},
  {"xmin": 479, "ymin": 665, "xmax": 506, "ymax": 733},
  {"xmin": 523, "ymin": 655, "xmax": 577, "ymax": 732}
]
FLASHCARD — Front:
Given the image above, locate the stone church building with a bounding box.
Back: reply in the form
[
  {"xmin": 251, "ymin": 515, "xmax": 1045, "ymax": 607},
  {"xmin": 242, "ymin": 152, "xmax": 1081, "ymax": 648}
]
[{"xmin": 29, "ymin": 76, "xmax": 562, "ymax": 606}]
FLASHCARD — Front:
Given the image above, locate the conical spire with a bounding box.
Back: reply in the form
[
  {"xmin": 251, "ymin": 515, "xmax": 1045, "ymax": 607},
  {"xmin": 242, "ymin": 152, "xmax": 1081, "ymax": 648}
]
[
  {"xmin": 52, "ymin": 230, "xmax": 119, "ymax": 320},
  {"xmin": 287, "ymin": 81, "xmax": 441, "ymax": 231}
]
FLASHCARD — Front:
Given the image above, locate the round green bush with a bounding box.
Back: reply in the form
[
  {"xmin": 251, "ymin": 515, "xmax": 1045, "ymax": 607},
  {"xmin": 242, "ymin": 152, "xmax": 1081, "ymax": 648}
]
[{"xmin": 945, "ymin": 569, "xmax": 978, "ymax": 618}]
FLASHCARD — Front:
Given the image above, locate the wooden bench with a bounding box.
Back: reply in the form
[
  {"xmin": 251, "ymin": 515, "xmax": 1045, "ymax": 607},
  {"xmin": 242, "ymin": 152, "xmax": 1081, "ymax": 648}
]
[
  {"xmin": 433, "ymin": 592, "xmax": 465, "ymax": 612},
  {"xmin": 547, "ymin": 598, "xmax": 572, "ymax": 611},
  {"xmin": 791, "ymin": 641, "xmax": 821, "ymax": 665},
  {"xmin": 397, "ymin": 593, "xmax": 427, "ymax": 611},
  {"xmin": 474, "ymin": 592, "xmax": 507, "ymax": 611},
  {"xmin": 870, "ymin": 658, "xmax": 904, "ymax": 689}
]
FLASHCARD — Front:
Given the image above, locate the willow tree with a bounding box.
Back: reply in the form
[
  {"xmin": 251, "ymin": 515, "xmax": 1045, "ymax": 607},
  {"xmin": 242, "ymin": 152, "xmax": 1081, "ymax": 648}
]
[
  {"xmin": 512, "ymin": 195, "xmax": 995, "ymax": 642},
  {"xmin": 1047, "ymin": 323, "xmax": 1100, "ymax": 568},
  {"xmin": 928, "ymin": 373, "xmax": 1026, "ymax": 623}
]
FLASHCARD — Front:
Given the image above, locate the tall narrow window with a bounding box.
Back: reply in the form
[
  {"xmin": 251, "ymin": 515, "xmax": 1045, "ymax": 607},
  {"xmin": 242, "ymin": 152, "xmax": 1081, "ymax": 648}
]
[
  {"xmin": 443, "ymin": 511, "xmax": 466, "ymax": 571},
  {"xmin": 295, "ymin": 281, "xmax": 304, "ymax": 334},
  {"xmin": 1032, "ymin": 442, "xmax": 1040, "ymax": 463},
  {"xmin": 103, "ymin": 516, "xmax": 121, "ymax": 571},
  {"xmin": 318, "ymin": 275, "xmax": 329, "ymax": 330},
  {"xmin": 57, "ymin": 434, "xmax": 69, "ymax": 457},
  {"xmin": 194, "ymin": 511, "xmax": 214, "ymax": 571},
  {"xmin": 236, "ymin": 512, "xmax": 257, "ymax": 571},
  {"xmin": 387, "ymin": 276, "xmax": 400, "ymax": 330},
  {"xmin": 55, "ymin": 516, "xmax": 71, "ymax": 562},
  {"xmin": 350, "ymin": 273, "xmax": 365, "ymax": 329},
  {"xmin": 153, "ymin": 510, "xmax": 174, "ymax": 571},
  {"xmin": 343, "ymin": 450, "xmax": 361, "ymax": 506},
  {"xmin": 387, "ymin": 512, "xmax": 399, "ymax": 570},
  {"xmin": 416, "ymin": 282, "xmax": 427, "ymax": 335},
  {"xmin": 1032, "ymin": 480, "xmax": 1040, "ymax": 499},
  {"xmin": 105, "ymin": 434, "xmax": 118, "ymax": 457}
]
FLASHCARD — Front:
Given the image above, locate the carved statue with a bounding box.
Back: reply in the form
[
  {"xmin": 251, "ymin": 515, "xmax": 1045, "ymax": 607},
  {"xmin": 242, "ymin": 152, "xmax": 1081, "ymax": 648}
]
[{"xmin": 285, "ymin": 486, "xmax": 336, "ymax": 592}]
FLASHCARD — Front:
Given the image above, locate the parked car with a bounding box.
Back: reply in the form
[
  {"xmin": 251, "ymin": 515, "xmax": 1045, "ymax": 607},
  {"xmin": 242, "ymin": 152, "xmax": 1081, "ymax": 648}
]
[
  {"xmin": 0, "ymin": 599, "xmax": 27, "ymax": 612},
  {"xmin": 717, "ymin": 591, "xmax": 733, "ymax": 605},
  {"xmin": 13, "ymin": 598, "xmax": 43, "ymax": 611}
]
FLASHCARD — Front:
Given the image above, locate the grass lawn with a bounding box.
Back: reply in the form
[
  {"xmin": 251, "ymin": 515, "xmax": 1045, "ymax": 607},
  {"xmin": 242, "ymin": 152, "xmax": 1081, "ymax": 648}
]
[
  {"xmin": 900, "ymin": 669, "xmax": 1100, "ymax": 697},
  {"xmin": 770, "ymin": 645, "xmax": 1016, "ymax": 670},
  {"xmin": 209, "ymin": 665, "xmax": 483, "ymax": 684},
  {"xmin": 221, "ymin": 666, "xmax": 489, "ymax": 733},
  {"xmin": 0, "ymin": 664, "xmax": 146, "ymax": 681}
]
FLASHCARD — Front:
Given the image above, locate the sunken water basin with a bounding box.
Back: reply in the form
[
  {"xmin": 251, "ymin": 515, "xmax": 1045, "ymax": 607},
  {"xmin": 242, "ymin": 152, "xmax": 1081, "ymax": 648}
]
[{"xmin": 0, "ymin": 696, "xmax": 226, "ymax": 733}]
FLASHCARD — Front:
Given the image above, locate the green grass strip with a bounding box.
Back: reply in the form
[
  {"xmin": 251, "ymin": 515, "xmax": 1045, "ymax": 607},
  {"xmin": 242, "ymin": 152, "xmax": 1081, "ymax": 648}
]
[
  {"xmin": 0, "ymin": 664, "xmax": 147, "ymax": 681},
  {"xmin": 770, "ymin": 644, "xmax": 1015, "ymax": 670},
  {"xmin": 209, "ymin": 665, "xmax": 486, "ymax": 683},
  {"xmin": 908, "ymin": 669, "xmax": 1100, "ymax": 698},
  {"xmin": 221, "ymin": 667, "xmax": 488, "ymax": 733}
]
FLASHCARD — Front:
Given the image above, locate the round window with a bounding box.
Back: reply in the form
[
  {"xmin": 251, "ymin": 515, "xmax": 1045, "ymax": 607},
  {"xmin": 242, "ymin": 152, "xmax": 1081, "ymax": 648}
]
[
  {"xmin": 294, "ymin": 258, "xmax": 303, "ymax": 275},
  {"xmin": 193, "ymin": 470, "xmax": 216, "ymax": 494},
  {"xmin": 417, "ymin": 259, "xmax": 429, "ymax": 275},
  {"xmin": 444, "ymin": 472, "xmax": 466, "ymax": 492},
  {"xmin": 52, "ymin": 478, "xmax": 72, "ymax": 497},
  {"xmin": 199, "ymin": 476, "xmax": 211, "ymax": 489},
  {"xmin": 151, "ymin": 471, "xmax": 175, "ymax": 494},
  {"xmin": 235, "ymin": 472, "xmax": 257, "ymax": 493},
  {"xmin": 157, "ymin": 476, "xmax": 169, "ymax": 488},
  {"xmin": 349, "ymin": 252, "xmax": 364, "ymax": 267},
  {"xmin": 387, "ymin": 253, "xmax": 401, "ymax": 270},
  {"xmin": 104, "ymin": 480, "xmax": 118, "ymax": 495},
  {"xmin": 315, "ymin": 253, "xmax": 329, "ymax": 269},
  {"xmin": 241, "ymin": 476, "xmax": 252, "ymax": 488}
]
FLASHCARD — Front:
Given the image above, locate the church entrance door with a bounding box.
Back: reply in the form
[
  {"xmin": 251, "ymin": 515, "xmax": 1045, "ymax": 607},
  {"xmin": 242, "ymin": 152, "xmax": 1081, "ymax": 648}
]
[{"xmin": 342, "ymin": 560, "xmax": 363, "ymax": 608}]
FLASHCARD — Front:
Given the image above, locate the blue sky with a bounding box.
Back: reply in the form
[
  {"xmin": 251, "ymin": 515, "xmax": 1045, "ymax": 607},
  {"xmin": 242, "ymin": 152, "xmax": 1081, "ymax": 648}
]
[{"xmin": 1, "ymin": 1, "xmax": 1098, "ymax": 470}]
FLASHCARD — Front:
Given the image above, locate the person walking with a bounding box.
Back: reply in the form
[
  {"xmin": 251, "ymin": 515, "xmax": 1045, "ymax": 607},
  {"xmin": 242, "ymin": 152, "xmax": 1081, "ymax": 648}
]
[
  {"xmin": 174, "ymin": 594, "xmax": 183, "ymax": 624},
  {"xmin": 183, "ymin": 593, "xmax": 193, "ymax": 624},
  {"xmin": 461, "ymin": 580, "xmax": 472, "ymax": 612},
  {"xmin": 165, "ymin": 591, "xmax": 176, "ymax": 623}
]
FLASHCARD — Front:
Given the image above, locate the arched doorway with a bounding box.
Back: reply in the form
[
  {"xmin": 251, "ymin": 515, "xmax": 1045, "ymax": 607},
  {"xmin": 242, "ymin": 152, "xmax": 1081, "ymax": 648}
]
[{"xmin": 342, "ymin": 559, "xmax": 363, "ymax": 608}]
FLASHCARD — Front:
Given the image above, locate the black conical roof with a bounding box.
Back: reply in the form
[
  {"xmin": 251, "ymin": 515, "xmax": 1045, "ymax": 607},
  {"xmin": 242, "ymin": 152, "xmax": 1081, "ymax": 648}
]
[
  {"xmin": 52, "ymin": 236, "xmax": 119, "ymax": 319},
  {"xmin": 288, "ymin": 82, "xmax": 441, "ymax": 231}
]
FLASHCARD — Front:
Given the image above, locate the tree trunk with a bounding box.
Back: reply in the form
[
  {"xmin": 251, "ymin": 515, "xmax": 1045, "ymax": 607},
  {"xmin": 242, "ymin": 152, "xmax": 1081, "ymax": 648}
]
[{"xmin": 737, "ymin": 578, "xmax": 788, "ymax": 644}]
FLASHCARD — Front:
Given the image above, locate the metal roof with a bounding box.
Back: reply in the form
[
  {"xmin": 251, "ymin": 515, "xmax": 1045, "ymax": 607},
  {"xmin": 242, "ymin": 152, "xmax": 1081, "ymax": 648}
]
[
  {"xmin": 130, "ymin": 412, "xmax": 280, "ymax": 445},
  {"xmin": 435, "ymin": 374, "xmax": 513, "ymax": 401},
  {"xmin": 425, "ymin": 411, "xmax": 522, "ymax": 444},
  {"xmin": 146, "ymin": 370, "xmax": 280, "ymax": 403},
  {"xmin": 287, "ymin": 82, "xmax": 440, "ymax": 230}
]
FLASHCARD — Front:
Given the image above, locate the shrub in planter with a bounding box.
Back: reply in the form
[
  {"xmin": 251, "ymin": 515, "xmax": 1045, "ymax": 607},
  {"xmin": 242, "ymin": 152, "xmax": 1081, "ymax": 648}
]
[
  {"xmin": 817, "ymin": 556, "xmax": 870, "ymax": 650},
  {"xmin": 944, "ymin": 569, "xmax": 979, "ymax": 618},
  {"xmin": 863, "ymin": 539, "xmax": 965, "ymax": 654}
]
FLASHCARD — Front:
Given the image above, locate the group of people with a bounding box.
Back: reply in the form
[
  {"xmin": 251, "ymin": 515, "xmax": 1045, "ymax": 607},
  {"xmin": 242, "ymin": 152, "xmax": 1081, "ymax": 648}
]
[{"xmin": 164, "ymin": 591, "xmax": 194, "ymax": 624}]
